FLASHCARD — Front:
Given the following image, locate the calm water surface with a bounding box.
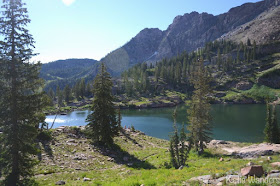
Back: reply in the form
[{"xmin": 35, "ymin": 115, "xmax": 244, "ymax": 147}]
[{"xmin": 45, "ymin": 104, "xmax": 280, "ymax": 143}]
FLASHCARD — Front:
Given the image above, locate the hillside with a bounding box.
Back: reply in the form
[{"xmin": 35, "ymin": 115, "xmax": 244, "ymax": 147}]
[
  {"xmin": 35, "ymin": 126, "xmax": 280, "ymax": 185},
  {"xmin": 101, "ymin": 0, "xmax": 280, "ymax": 75},
  {"xmin": 40, "ymin": 58, "xmax": 98, "ymax": 90}
]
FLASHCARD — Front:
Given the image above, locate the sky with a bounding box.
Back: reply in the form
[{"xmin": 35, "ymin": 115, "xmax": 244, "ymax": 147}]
[{"xmin": 24, "ymin": 0, "xmax": 261, "ymax": 63}]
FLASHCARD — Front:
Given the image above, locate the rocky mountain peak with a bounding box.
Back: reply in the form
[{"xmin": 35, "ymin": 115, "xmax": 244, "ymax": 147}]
[{"xmin": 101, "ymin": 0, "xmax": 279, "ymax": 76}]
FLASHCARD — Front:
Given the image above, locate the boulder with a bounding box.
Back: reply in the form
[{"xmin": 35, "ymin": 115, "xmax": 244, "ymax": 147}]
[
  {"xmin": 267, "ymin": 173, "xmax": 280, "ymax": 178},
  {"xmin": 270, "ymin": 170, "xmax": 280, "ymax": 174},
  {"xmin": 241, "ymin": 165, "xmax": 264, "ymax": 177},
  {"xmin": 209, "ymin": 140, "xmax": 228, "ymax": 146},
  {"xmin": 55, "ymin": 181, "xmax": 66, "ymax": 185},
  {"xmin": 83, "ymin": 177, "xmax": 91, "ymax": 181},
  {"xmin": 235, "ymin": 81, "xmax": 253, "ymax": 90},
  {"xmin": 271, "ymin": 162, "xmax": 280, "ymax": 167}
]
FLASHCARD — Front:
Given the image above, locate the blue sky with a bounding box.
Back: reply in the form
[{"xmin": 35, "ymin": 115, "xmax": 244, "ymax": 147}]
[{"xmin": 26, "ymin": 0, "xmax": 261, "ymax": 63}]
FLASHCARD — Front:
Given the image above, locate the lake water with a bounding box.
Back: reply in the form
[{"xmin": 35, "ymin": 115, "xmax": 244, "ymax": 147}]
[{"xmin": 45, "ymin": 104, "xmax": 280, "ymax": 143}]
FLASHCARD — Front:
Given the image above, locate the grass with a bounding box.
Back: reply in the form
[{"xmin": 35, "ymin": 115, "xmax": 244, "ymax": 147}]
[{"xmin": 35, "ymin": 128, "xmax": 280, "ymax": 185}]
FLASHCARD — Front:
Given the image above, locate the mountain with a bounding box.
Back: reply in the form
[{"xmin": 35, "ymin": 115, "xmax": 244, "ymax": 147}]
[
  {"xmin": 221, "ymin": 1, "xmax": 280, "ymax": 44},
  {"xmin": 40, "ymin": 58, "xmax": 98, "ymax": 90},
  {"xmin": 101, "ymin": 0, "xmax": 280, "ymax": 75}
]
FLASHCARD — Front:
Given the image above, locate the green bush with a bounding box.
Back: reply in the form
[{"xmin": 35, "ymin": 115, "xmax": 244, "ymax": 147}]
[
  {"xmin": 37, "ymin": 131, "xmax": 52, "ymax": 142},
  {"xmin": 243, "ymin": 84, "xmax": 276, "ymax": 101}
]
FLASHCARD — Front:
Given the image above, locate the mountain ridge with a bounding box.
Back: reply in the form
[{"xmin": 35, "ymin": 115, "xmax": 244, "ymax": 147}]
[{"xmin": 101, "ymin": 0, "xmax": 279, "ymax": 75}]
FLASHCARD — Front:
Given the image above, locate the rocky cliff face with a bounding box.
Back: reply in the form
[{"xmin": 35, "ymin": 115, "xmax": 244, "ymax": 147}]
[{"xmin": 101, "ymin": 0, "xmax": 280, "ymax": 75}]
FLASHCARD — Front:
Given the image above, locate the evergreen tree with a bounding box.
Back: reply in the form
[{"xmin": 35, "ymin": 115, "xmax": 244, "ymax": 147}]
[
  {"xmin": 86, "ymin": 63, "xmax": 118, "ymax": 146},
  {"xmin": 187, "ymin": 58, "xmax": 212, "ymax": 155},
  {"xmin": 169, "ymin": 107, "xmax": 189, "ymax": 169},
  {"xmin": 264, "ymin": 104, "xmax": 273, "ymax": 143},
  {"xmin": 85, "ymin": 82, "xmax": 92, "ymax": 97},
  {"xmin": 271, "ymin": 105, "xmax": 280, "ymax": 143},
  {"xmin": 80, "ymin": 78, "xmax": 86, "ymax": 98},
  {"xmin": 264, "ymin": 104, "xmax": 280, "ymax": 144},
  {"xmin": 0, "ymin": 0, "xmax": 45, "ymax": 184},
  {"xmin": 63, "ymin": 84, "xmax": 71, "ymax": 103},
  {"xmin": 116, "ymin": 107, "xmax": 122, "ymax": 130}
]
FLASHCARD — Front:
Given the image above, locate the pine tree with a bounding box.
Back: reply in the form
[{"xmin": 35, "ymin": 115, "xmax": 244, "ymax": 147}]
[
  {"xmin": 187, "ymin": 58, "xmax": 212, "ymax": 155},
  {"xmin": 63, "ymin": 84, "xmax": 71, "ymax": 103},
  {"xmin": 86, "ymin": 63, "xmax": 119, "ymax": 146},
  {"xmin": 264, "ymin": 104, "xmax": 273, "ymax": 142},
  {"xmin": 271, "ymin": 105, "xmax": 280, "ymax": 144},
  {"xmin": 264, "ymin": 104, "xmax": 280, "ymax": 144},
  {"xmin": 169, "ymin": 107, "xmax": 189, "ymax": 169},
  {"xmin": 116, "ymin": 107, "xmax": 122, "ymax": 130},
  {"xmin": 0, "ymin": 0, "xmax": 45, "ymax": 184},
  {"xmin": 80, "ymin": 78, "xmax": 86, "ymax": 98}
]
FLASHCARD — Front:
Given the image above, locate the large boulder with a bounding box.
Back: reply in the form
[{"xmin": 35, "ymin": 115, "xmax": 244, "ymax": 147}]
[{"xmin": 241, "ymin": 165, "xmax": 264, "ymax": 177}]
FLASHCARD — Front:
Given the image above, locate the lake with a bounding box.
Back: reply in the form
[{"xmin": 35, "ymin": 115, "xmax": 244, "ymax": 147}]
[{"xmin": 45, "ymin": 104, "xmax": 280, "ymax": 143}]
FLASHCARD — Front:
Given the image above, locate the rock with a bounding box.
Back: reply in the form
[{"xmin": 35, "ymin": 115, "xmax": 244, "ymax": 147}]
[
  {"xmin": 67, "ymin": 139, "xmax": 76, "ymax": 143},
  {"xmin": 267, "ymin": 173, "xmax": 280, "ymax": 178},
  {"xmin": 107, "ymin": 157, "xmax": 114, "ymax": 162},
  {"xmin": 235, "ymin": 81, "xmax": 253, "ymax": 90},
  {"xmin": 83, "ymin": 177, "xmax": 91, "ymax": 181},
  {"xmin": 219, "ymin": 158, "xmax": 224, "ymax": 162},
  {"xmin": 55, "ymin": 181, "xmax": 66, "ymax": 185},
  {"xmin": 216, "ymin": 182, "xmax": 223, "ymax": 186},
  {"xmin": 241, "ymin": 165, "xmax": 264, "ymax": 177},
  {"xmin": 270, "ymin": 170, "xmax": 280, "ymax": 174},
  {"xmin": 189, "ymin": 175, "xmax": 211, "ymax": 182},
  {"xmin": 271, "ymin": 162, "xmax": 280, "ymax": 167},
  {"xmin": 178, "ymin": 165, "xmax": 184, "ymax": 170},
  {"xmin": 209, "ymin": 140, "xmax": 228, "ymax": 146},
  {"xmin": 247, "ymin": 162, "xmax": 254, "ymax": 166}
]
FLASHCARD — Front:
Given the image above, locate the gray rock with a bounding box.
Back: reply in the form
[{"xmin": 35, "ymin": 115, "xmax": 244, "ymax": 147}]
[
  {"xmin": 270, "ymin": 170, "xmax": 280, "ymax": 174},
  {"xmin": 189, "ymin": 175, "xmax": 211, "ymax": 182},
  {"xmin": 241, "ymin": 165, "xmax": 264, "ymax": 177},
  {"xmin": 267, "ymin": 173, "xmax": 280, "ymax": 178},
  {"xmin": 55, "ymin": 181, "xmax": 66, "ymax": 185},
  {"xmin": 178, "ymin": 165, "xmax": 184, "ymax": 170},
  {"xmin": 83, "ymin": 177, "xmax": 91, "ymax": 181}
]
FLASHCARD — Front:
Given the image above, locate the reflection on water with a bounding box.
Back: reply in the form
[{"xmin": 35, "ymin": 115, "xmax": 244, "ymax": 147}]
[{"xmin": 45, "ymin": 104, "xmax": 280, "ymax": 143}]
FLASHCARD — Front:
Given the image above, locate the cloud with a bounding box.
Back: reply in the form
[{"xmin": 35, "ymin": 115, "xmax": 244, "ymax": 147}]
[{"xmin": 62, "ymin": 0, "xmax": 76, "ymax": 6}]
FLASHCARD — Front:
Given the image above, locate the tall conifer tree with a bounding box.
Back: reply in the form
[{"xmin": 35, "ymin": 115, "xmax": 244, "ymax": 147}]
[
  {"xmin": 187, "ymin": 58, "xmax": 212, "ymax": 155},
  {"xmin": 86, "ymin": 63, "xmax": 118, "ymax": 146},
  {"xmin": 0, "ymin": 0, "xmax": 45, "ymax": 185}
]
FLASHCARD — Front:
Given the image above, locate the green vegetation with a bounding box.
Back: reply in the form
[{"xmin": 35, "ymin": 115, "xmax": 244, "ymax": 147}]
[
  {"xmin": 0, "ymin": 0, "xmax": 45, "ymax": 185},
  {"xmin": 86, "ymin": 63, "xmax": 119, "ymax": 146},
  {"xmin": 34, "ymin": 129, "xmax": 280, "ymax": 185},
  {"xmin": 169, "ymin": 108, "xmax": 189, "ymax": 169},
  {"xmin": 187, "ymin": 58, "xmax": 212, "ymax": 155},
  {"xmin": 264, "ymin": 104, "xmax": 280, "ymax": 144}
]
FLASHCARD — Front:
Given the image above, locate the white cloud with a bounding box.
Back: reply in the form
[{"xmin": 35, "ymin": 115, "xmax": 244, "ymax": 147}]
[{"xmin": 62, "ymin": 0, "xmax": 76, "ymax": 6}]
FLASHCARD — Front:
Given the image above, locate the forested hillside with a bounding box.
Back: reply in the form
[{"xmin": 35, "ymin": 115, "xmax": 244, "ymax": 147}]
[{"xmin": 40, "ymin": 58, "xmax": 98, "ymax": 90}]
